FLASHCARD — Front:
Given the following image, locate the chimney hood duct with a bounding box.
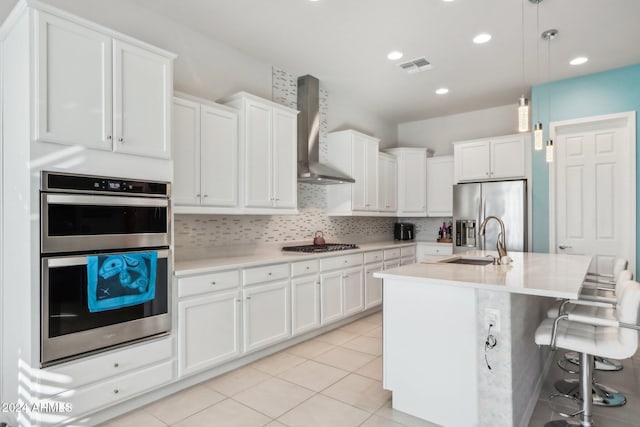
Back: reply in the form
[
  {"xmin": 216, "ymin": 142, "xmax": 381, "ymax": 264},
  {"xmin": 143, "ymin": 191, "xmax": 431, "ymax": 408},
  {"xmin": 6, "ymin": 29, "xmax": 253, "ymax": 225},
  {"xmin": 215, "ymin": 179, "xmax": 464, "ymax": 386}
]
[{"xmin": 297, "ymin": 75, "xmax": 354, "ymax": 184}]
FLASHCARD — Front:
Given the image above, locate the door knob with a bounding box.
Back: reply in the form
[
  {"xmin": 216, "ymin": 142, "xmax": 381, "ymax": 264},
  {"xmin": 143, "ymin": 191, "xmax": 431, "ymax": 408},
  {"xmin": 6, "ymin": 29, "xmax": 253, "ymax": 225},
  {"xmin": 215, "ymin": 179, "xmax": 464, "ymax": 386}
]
[{"xmin": 558, "ymin": 245, "xmax": 572, "ymax": 250}]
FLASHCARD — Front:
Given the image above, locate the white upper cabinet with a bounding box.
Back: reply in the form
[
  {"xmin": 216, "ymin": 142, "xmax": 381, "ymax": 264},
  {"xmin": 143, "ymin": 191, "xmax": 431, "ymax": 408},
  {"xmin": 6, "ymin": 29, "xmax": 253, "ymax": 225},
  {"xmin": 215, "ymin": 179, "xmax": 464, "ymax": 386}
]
[
  {"xmin": 223, "ymin": 93, "xmax": 298, "ymax": 213},
  {"xmin": 385, "ymin": 147, "xmax": 428, "ymax": 217},
  {"xmin": 34, "ymin": 11, "xmax": 174, "ymax": 159},
  {"xmin": 326, "ymin": 130, "xmax": 380, "ymax": 215},
  {"xmin": 172, "ymin": 94, "xmax": 239, "ymax": 210},
  {"xmin": 426, "ymin": 155, "xmax": 454, "ymax": 217},
  {"xmin": 454, "ymin": 134, "xmax": 528, "ymax": 183},
  {"xmin": 378, "ymin": 153, "xmax": 398, "ymax": 214}
]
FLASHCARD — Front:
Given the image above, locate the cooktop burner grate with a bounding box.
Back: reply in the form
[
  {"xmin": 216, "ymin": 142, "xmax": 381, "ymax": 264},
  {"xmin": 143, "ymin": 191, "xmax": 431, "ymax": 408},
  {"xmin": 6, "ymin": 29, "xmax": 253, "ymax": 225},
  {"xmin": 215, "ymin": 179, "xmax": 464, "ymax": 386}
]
[{"xmin": 282, "ymin": 243, "xmax": 359, "ymax": 253}]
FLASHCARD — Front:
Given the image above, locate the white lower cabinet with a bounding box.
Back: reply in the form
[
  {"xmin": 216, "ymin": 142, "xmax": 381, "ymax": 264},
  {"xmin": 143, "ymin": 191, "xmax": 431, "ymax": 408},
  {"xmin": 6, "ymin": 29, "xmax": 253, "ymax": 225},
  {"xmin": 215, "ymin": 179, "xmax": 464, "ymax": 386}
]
[
  {"xmin": 319, "ymin": 270, "xmax": 344, "ymax": 324},
  {"xmin": 291, "ymin": 275, "xmax": 321, "ymax": 335},
  {"xmin": 343, "ymin": 267, "xmax": 364, "ymax": 316},
  {"xmin": 243, "ymin": 280, "xmax": 291, "ymax": 353},
  {"xmin": 178, "ymin": 290, "xmax": 241, "ymax": 376},
  {"xmin": 416, "ymin": 242, "xmax": 453, "ymax": 262},
  {"xmin": 364, "ymin": 262, "xmax": 383, "ymax": 309},
  {"xmin": 320, "ymin": 256, "xmax": 364, "ymax": 324}
]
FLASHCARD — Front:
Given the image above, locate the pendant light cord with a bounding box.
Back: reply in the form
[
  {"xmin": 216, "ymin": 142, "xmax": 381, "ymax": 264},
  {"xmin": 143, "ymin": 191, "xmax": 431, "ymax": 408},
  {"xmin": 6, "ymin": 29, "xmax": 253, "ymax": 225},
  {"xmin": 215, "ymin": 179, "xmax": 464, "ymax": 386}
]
[
  {"xmin": 536, "ymin": 2, "xmax": 540, "ymax": 120},
  {"xmin": 522, "ymin": 0, "xmax": 526, "ymax": 94}
]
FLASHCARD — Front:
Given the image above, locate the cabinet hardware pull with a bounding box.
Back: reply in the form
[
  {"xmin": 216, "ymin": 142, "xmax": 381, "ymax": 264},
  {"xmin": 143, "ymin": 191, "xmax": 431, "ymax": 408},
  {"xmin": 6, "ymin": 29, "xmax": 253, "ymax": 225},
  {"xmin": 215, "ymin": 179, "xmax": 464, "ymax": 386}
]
[
  {"xmin": 195, "ymin": 194, "xmax": 201, "ymax": 197},
  {"xmin": 268, "ymin": 272, "xmax": 272, "ymax": 275},
  {"xmin": 306, "ymin": 266, "xmax": 310, "ymax": 270},
  {"xmin": 114, "ymin": 363, "xmax": 119, "ymax": 368},
  {"xmin": 203, "ymin": 195, "xmax": 208, "ymax": 198},
  {"xmin": 236, "ymin": 299, "xmax": 241, "ymax": 302},
  {"xmin": 211, "ymin": 281, "xmax": 216, "ymax": 285},
  {"xmin": 113, "ymin": 389, "xmax": 119, "ymax": 394},
  {"xmin": 106, "ymin": 135, "xmax": 112, "ymax": 140},
  {"xmin": 558, "ymin": 245, "xmax": 572, "ymax": 250},
  {"xmin": 247, "ymin": 296, "xmax": 252, "ymax": 300},
  {"xmin": 118, "ymin": 137, "xmax": 124, "ymax": 142},
  {"xmin": 342, "ymin": 276, "xmax": 348, "ymax": 279}
]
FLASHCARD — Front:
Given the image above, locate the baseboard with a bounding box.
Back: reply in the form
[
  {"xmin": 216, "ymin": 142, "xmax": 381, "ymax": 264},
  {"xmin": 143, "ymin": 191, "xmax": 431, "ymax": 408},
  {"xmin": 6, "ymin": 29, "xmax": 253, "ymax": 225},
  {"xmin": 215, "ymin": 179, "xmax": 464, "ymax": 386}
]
[{"xmin": 519, "ymin": 349, "xmax": 554, "ymax": 427}]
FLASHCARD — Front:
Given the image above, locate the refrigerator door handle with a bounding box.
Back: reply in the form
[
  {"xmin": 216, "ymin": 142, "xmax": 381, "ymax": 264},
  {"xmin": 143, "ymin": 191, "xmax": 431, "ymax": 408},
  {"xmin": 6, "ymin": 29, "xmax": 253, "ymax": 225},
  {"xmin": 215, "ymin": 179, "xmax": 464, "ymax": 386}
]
[{"xmin": 478, "ymin": 197, "xmax": 484, "ymax": 250}]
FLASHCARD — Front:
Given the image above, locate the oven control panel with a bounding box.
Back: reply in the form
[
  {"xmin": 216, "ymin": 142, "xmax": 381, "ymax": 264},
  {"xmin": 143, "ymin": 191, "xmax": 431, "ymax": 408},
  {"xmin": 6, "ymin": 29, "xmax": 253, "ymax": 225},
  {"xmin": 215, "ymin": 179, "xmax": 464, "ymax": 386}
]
[{"xmin": 42, "ymin": 172, "xmax": 169, "ymax": 197}]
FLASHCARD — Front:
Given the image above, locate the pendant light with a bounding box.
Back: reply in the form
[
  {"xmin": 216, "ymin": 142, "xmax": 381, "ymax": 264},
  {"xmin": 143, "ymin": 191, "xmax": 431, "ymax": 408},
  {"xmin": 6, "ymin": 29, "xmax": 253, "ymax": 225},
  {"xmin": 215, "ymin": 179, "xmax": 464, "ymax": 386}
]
[
  {"xmin": 542, "ymin": 28, "xmax": 558, "ymax": 163},
  {"xmin": 531, "ymin": 0, "xmax": 544, "ymax": 150},
  {"xmin": 518, "ymin": 0, "xmax": 530, "ymax": 132}
]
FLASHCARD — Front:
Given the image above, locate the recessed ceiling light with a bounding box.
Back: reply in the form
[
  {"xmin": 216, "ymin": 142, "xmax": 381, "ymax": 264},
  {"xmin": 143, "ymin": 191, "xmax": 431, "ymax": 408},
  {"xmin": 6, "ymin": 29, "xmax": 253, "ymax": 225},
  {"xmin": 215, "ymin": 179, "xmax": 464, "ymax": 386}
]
[
  {"xmin": 435, "ymin": 88, "xmax": 449, "ymax": 95},
  {"xmin": 387, "ymin": 51, "xmax": 404, "ymax": 61},
  {"xmin": 442, "ymin": 0, "xmax": 455, "ymax": 2},
  {"xmin": 473, "ymin": 33, "xmax": 492, "ymax": 44},
  {"xmin": 570, "ymin": 56, "xmax": 588, "ymax": 66}
]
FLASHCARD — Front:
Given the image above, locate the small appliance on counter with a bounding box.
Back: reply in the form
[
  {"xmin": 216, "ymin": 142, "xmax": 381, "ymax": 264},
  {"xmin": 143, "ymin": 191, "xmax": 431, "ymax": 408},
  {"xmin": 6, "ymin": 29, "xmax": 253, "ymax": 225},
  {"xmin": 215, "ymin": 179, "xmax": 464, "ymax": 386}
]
[{"xmin": 394, "ymin": 222, "xmax": 415, "ymax": 241}]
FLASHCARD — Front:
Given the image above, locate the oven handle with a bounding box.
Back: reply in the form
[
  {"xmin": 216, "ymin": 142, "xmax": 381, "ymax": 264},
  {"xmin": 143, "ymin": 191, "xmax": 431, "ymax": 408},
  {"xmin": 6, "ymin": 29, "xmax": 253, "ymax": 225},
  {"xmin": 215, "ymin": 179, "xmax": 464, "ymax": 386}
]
[
  {"xmin": 44, "ymin": 194, "xmax": 168, "ymax": 207},
  {"xmin": 45, "ymin": 249, "xmax": 171, "ymax": 267}
]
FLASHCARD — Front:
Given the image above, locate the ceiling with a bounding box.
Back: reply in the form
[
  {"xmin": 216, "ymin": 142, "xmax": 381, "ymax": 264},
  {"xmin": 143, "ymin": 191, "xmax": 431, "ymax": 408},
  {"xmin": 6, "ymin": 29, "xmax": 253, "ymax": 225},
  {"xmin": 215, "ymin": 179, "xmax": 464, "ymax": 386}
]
[{"xmin": 4, "ymin": 0, "xmax": 640, "ymax": 124}]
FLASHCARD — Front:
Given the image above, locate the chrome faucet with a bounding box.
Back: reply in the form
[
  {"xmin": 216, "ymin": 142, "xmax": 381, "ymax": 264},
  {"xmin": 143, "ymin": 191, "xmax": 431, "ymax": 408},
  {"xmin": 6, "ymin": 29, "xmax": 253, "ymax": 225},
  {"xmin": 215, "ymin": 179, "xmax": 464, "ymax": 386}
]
[{"xmin": 479, "ymin": 215, "xmax": 507, "ymax": 259}]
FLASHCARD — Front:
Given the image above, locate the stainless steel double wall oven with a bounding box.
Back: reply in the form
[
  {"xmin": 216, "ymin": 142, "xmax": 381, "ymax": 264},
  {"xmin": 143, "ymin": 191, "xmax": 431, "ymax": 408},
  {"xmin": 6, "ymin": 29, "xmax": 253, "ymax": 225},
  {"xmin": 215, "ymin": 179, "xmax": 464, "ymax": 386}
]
[{"xmin": 40, "ymin": 172, "xmax": 171, "ymax": 366}]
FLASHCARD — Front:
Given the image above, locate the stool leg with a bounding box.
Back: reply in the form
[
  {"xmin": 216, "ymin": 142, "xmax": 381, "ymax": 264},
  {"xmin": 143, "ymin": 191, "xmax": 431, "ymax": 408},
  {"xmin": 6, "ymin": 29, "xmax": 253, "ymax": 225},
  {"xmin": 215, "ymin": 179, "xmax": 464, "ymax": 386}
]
[{"xmin": 581, "ymin": 353, "xmax": 594, "ymax": 427}]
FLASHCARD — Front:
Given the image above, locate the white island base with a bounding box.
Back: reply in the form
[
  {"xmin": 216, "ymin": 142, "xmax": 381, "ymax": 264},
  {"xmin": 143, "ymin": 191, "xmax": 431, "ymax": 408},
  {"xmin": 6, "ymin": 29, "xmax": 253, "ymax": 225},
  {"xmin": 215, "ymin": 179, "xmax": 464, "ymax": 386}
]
[{"xmin": 378, "ymin": 252, "xmax": 591, "ymax": 427}]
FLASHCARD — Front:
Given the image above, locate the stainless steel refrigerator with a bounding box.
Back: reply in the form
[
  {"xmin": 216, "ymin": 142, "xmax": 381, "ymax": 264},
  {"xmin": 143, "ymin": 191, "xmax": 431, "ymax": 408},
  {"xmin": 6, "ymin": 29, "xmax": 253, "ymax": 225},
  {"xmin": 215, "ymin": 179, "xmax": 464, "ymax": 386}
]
[{"xmin": 452, "ymin": 180, "xmax": 527, "ymax": 254}]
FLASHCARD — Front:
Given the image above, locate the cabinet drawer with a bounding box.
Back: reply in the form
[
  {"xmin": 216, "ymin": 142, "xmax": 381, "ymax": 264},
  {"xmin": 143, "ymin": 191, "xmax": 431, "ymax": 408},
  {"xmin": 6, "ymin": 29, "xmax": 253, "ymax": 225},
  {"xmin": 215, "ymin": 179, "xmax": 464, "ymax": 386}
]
[
  {"xmin": 418, "ymin": 243, "xmax": 453, "ymax": 256},
  {"xmin": 178, "ymin": 270, "xmax": 240, "ymax": 298},
  {"xmin": 364, "ymin": 250, "xmax": 384, "ymax": 264},
  {"xmin": 243, "ymin": 263, "xmax": 289, "ymax": 286},
  {"xmin": 45, "ymin": 337, "xmax": 173, "ymax": 392},
  {"xmin": 320, "ymin": 253, "xmax": 363, "ymax": 271},
  {"xmin": 56, "ymin": 360, "xmax": 174, "ymax": 419},
  {"xmin": 291, "ymin": 260, "xmax": 319, "ymax": 277},
  {"xmin": 400, "ymin": 246, "xmax": 416, "ymax": 257},
  {"xmin": 383, "ymin": 248, "xmax": 401, "ymax": 260}
]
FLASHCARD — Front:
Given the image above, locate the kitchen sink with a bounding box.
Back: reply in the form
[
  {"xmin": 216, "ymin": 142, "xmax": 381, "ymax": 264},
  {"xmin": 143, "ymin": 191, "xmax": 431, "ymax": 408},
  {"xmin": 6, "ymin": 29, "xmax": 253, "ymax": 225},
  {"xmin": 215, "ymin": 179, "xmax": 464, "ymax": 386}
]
[{"xmin": 442, "ymin": 257, "xmax": 494, "ymax": 266}]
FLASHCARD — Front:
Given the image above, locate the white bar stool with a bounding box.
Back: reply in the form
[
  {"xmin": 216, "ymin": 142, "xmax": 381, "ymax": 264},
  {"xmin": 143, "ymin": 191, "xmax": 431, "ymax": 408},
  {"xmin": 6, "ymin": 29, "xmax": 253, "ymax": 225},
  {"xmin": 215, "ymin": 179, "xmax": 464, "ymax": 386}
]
[{"xmin": 535, "ymin": 279, "xmax": 640, "ymax": 427}]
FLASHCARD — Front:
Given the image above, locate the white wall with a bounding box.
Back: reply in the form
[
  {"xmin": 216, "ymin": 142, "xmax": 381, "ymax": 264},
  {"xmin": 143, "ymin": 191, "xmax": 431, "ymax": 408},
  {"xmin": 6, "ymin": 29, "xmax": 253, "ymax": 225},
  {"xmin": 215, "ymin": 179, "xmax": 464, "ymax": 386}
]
[
  {"xmin": 397, "ymin": 104, "xmax": 519, "ymax": 155},
  {"xmin": 21, "ymin": 0, "xmax": 396, "ymax": 144}
]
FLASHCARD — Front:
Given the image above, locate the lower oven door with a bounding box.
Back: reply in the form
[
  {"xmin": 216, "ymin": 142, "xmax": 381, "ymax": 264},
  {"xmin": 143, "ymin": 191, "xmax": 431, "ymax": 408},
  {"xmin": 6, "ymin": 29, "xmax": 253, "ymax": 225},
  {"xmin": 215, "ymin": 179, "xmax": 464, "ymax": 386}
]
[{"xmin": 41, "ymin": 249, "xmax": 171, "ymax": 366}]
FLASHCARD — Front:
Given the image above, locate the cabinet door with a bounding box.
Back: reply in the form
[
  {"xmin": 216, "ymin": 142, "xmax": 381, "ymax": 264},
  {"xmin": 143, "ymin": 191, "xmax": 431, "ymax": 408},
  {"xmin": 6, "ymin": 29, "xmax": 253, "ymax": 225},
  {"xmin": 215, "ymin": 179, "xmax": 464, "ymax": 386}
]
[
  {"xmin": 456, "ymin": 141, "xmax": 491, "ymax": 181},
  {"xmin": 244, "ymin": 100, "xmax": 273, "ymax": 208},
  {"xmin": 172, "ymin": 98, "xmax": 201, "ymax": 205},
  {"xmin": 364, "ymin": 262, "xmax": 383, "ymax": 309},
  {"xmin": 490, "ymin": 136, "xmax": 525, "ymax": 179},
  {"xmin": 320, "ymin": 270, "xmax": 344, "ymax": 324},
  {"xmin": 272, "ymin": 108, "xmax": 297, "ymax": 209},
  {"xmin": 113, "ymin": 40, "xmax": 171, "ymax": 159},
  {"xmin": 201, "ymin": 105, "xmax": 239, "ymax": 207},
  {"xmin": 351, "ymin": 135, "xmax": 368, "ymax": 211},
  {"xmin": 291, "ymin": 275, "xmax": 320, "ymax": 336},
  {"xmin": 398, "ymin": 153, "xmax": 427, "ymax": 215},
  {"xmin": 427, "ymin": 156, "xmax": 454, "ymax": 217},
  {"xmin": 343, "ymin": 267, "xmax": 364, "ymax": 316},
  {"xmin": 365, "ymin": 141, "xmax": 379, "ymax": 211},
  {"xmin": 178, "ymin": 291, "xmax": 241, "ymax": 376},
  {"xmin": 379, "ymin": 156, "xmax": 398, "ymax": 212},
  {"xmin": 35, "ymin": 12, "xmax": 112, "ymax": 149},
  {"xmin": 243, "ymin": 281, "xmax": 290, "ymax": 352}
]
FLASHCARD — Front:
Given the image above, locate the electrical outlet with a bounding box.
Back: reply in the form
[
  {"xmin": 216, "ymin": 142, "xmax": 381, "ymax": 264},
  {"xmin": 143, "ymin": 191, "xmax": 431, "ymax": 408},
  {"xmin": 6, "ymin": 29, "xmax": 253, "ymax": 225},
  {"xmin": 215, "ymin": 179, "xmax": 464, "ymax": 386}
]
[{"xmin": 484, "ymin": 308, "xmax": 501, "ymax": 333}]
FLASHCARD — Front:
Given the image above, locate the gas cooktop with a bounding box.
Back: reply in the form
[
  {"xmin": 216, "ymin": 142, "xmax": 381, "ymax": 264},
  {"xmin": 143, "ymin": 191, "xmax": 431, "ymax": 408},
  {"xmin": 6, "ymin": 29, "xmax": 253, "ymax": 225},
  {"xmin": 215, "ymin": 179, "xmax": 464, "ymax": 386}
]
[{"xmin": 282, "ymin": 243, "xmax": 359, "ymax": 253}]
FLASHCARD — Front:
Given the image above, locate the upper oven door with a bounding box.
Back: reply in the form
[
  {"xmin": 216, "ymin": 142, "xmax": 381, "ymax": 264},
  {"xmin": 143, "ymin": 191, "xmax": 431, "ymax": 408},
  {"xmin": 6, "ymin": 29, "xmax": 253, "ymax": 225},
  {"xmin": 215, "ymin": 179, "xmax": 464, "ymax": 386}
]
[{"xmin": 41, "ymin": 193, "xmax": 170, "ymax": 254}]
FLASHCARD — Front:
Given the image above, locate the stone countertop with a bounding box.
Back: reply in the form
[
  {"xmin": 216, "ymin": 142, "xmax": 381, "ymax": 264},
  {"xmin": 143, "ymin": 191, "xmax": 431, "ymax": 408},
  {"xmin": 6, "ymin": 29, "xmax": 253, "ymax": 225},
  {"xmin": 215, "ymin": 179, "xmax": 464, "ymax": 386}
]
[
  {"xmin": 174, "ymin": 240, "xmax": 419, "ymax": 277},
  {"xmin": 374, "ymin": 250, "xmax": 591, "ymax": 299}
]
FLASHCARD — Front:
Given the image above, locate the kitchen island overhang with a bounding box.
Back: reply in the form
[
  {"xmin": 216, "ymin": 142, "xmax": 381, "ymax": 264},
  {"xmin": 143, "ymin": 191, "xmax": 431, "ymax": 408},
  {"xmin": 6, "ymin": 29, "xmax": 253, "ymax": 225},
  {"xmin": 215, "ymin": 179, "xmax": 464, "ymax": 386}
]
[{"xmin": 375, "ymin": 251, "xmax": 591, "ymax": 427}]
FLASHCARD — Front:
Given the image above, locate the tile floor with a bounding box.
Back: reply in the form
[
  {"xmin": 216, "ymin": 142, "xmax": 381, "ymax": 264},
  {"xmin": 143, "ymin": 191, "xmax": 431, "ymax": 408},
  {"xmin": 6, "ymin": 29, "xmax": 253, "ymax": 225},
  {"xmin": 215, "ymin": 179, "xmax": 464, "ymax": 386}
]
[
  {"xmin": 100, "ymin": 312, "xmax": 439, "ymax": 427},
  {"xmin": 101, "ymin": 312, "xmax": 640, "ymax": 427}
]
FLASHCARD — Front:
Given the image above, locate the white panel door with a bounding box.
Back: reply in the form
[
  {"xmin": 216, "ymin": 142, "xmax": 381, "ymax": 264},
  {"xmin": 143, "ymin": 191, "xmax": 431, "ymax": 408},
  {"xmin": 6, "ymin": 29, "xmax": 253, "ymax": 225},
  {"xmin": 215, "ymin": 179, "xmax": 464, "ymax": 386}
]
[
  {"xmin": 399, "ymin": 153, "xmax": 427, "ymax": 215},
  {"xmin": 554, "ymin": 115, "xmax": 634, "ymax": 275},
  {"xmin": 244, "ymin": 101, "xmax": 273, "ymax": 208},
  {"xmin": 201, "ymin": 105, "xmax": 238, "ymax": 207},
  {"xmin": 178, "ymin": 291, "xmax": 241, "ymax": 376},
  {"xmin": 456, "ymin": 141, "xmax": 491, "ymax": 181},
  {"xmin": 379, "ymin": 156, "xmax": 398, "ymax": 212},
  {"xmin": 343, "ymin": 267, "xmax": 364, "ymax": 316},
  {"xmin": 365, "ymin": 262, "xmax": 383, "ymax": 308},
  {"xmin": 35, "ymin": 12, "xmax": 112, "ymax": 149},
  {"xmin": 320, "ymin": 270, "xmax": 344, "ymax": 324},
  {"xmin": 365, "ymin": 141, "xmax": 379, "ymax": 211},
  {"xmin": 427, "ymin": 156, "xmax": 454, "ymax": 217},
  {"xmin": 113, "ymin": 40, "xmax": 171, "ymax": 159},
  {"xmin": 243, "ymin": 281, "xmax": 290, "ymax": 352},
  {"xmin": 351, "ymin": 135, "xmax": 368, "ymax": 211},
  {"xmin": 490, "ymin": 136, "xmax": 525, "ymax": 179},
  {"xmin": 272, "ymin": 108, "xmax": 297, "ymax": 209},
  {"xmin": 291, "ymin": 275, "xmax": 320, "ymax": 335},
  {"xmin": 172, "ymin": 98, "xmax": 200, "ymax": 205}
]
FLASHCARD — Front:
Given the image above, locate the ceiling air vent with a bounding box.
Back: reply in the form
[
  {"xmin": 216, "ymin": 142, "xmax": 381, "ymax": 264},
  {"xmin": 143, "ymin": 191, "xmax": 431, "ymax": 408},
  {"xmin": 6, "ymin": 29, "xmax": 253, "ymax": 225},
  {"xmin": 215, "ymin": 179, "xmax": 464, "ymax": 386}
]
[{"xmin": 399, "ymin": 57, "xmax": 432, "ymax": 74}]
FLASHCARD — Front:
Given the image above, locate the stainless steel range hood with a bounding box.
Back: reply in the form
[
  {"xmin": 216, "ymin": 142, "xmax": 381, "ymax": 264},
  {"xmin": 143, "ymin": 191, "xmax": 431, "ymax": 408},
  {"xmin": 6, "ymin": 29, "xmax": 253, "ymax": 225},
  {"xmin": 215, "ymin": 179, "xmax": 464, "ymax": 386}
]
[{"xmin": 297, "ymin": 75, "xmax": 354, "ymax": 184}]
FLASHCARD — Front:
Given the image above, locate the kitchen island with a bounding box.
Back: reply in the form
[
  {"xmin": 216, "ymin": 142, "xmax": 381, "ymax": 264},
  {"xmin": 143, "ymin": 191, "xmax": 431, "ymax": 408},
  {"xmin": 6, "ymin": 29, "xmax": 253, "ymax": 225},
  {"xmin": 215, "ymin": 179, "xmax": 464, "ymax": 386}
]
[{"xmin": 374, "ymin": 251, "xmax": 591, "ymax": 427}]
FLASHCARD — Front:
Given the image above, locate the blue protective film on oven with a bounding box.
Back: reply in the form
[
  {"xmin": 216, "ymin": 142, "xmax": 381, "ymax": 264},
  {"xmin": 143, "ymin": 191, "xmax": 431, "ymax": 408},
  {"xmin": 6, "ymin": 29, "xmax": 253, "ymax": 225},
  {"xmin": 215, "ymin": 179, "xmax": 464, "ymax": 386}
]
[{"xmin": 87, "ymin": 252, "xmax": 157, "ymax": 312}]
